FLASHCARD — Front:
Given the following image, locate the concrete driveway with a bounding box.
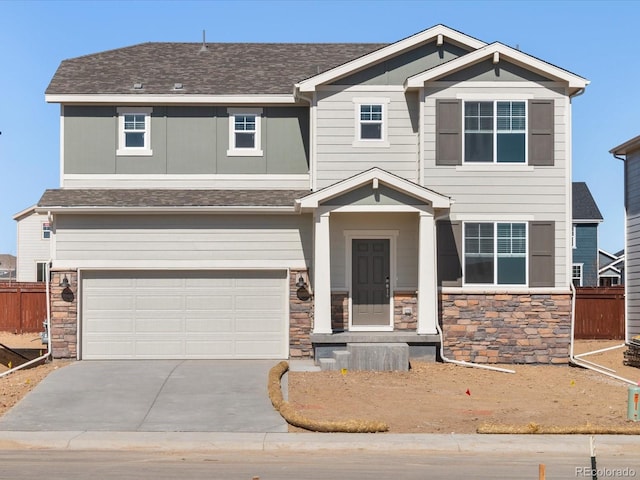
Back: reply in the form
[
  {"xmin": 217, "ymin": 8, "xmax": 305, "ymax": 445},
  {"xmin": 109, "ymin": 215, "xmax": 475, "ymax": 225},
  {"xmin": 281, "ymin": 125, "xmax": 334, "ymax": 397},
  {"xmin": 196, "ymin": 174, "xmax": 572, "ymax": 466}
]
[{"xmin": 0, "ymin": 360, "xmax": 287, "ymax": 432}]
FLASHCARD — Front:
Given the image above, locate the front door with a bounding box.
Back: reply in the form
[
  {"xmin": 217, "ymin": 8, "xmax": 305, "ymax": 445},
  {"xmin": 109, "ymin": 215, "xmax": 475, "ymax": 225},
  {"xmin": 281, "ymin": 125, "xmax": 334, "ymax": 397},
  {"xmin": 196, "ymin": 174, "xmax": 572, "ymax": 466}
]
[{"xmin": 352, "ymin": 239, "xmax": 391, "ymax": 327}]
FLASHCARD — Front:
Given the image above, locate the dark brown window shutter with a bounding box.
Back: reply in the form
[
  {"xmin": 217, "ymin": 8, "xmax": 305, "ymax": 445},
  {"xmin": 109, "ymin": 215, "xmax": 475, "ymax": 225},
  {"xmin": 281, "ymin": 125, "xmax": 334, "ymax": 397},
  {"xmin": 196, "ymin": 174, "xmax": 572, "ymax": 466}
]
[
  {"xmin": 436, "ymin": 99, "xmax": 462, "ymax": 166},
  {"xmin": 529, "ymin": 221, "xmax": 555, "ymax": 287},
  {"xmin": 437, "ymin": 220, "xmax": 462, "ymax": 286},
  {"xmin": 528, "ymin": 99, "xmax": 554, "ymax": 166}
]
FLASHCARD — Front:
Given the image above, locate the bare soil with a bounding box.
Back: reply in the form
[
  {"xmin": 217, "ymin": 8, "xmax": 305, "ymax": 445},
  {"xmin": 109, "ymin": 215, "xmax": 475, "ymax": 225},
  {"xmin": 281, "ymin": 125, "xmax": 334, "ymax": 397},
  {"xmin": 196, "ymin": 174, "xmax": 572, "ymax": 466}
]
[
  {"xmin": 2, "ymin": 333, "xmax": 640, "ymax": 434},
  {"xmin": 288, "ymin": 340, "xmax": 640, "ymax": 433}
]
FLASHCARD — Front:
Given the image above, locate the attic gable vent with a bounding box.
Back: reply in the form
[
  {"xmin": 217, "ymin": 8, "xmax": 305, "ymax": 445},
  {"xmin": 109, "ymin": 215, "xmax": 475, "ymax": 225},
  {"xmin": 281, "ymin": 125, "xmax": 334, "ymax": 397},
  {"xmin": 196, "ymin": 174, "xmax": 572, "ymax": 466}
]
[
  {"xmin": 173, "ymin": 83, "xmax": 184, "ymax": 90},
  {"xmin": 133, "ymin": 83, "xmax": 143, "ymax": 90}
]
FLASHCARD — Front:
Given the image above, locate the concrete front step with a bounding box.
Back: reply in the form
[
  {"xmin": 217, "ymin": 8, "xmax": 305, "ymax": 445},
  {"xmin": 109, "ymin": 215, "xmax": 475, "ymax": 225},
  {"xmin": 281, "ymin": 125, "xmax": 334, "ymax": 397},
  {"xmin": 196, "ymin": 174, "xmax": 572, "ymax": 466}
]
[{"xmin": 318, "ymin": 342, "xmax": 409, "ymax": 372}]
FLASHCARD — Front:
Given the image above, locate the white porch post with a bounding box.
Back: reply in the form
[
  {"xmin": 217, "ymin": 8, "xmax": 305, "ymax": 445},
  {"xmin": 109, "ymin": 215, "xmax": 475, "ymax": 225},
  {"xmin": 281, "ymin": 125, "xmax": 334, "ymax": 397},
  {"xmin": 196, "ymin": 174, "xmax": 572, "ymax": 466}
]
[
  {"xmin": 417, "ymin": 211, "xmax": 438, "ymax": 334},
  {"xmin": 313, "ymin": 211, "xmax": 332, "ymax": 334}
]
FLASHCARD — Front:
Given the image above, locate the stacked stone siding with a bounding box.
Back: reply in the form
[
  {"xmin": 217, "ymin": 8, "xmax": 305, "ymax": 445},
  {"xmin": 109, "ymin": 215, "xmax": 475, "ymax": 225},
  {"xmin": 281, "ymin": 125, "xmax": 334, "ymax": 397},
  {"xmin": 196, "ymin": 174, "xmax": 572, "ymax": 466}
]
[
  {"xmin": 289, "ymin": 270, "xmax": 313, "ymax": 358},
  {"xmin": 394, "ymin": 291, "xmax": 417, "ymax": 330},
  {"xmin": 441, "ymin": 293, "xmax": 571, "ymax": 364},
  {"xmin": 49, "ymin": 270, "xmax": 78, "ymax": 360},
  {"xmin": 331, "ymin": 292, "xmax": 348, "ymax": 330}
]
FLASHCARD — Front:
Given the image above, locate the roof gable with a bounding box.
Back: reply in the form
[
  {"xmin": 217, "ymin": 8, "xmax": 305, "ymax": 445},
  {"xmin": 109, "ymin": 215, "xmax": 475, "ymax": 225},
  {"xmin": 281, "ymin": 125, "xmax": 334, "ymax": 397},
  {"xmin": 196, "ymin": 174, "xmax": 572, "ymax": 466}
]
[
  {"xmin": 405, "ymin": 42, "xmax": 589, "ymax": 93},
  {"xmin": 297, "ymin": 168, "xmax": 451, "ymax": 210},
  {"xmin": 296, "ymin": 25, "xmax": 486, "ymax": 92}
]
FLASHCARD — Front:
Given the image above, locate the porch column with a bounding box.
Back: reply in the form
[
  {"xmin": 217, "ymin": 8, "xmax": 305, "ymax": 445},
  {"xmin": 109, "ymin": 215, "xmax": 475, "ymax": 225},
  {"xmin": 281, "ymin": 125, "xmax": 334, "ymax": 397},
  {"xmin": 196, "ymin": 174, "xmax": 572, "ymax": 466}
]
[
  {"xmin": 417, "ymin": 211, "xmax": 438, "ymax": 334},
  {"xmin": 313, "ymin": 211, "xmax": 332, "ymax": 334}
]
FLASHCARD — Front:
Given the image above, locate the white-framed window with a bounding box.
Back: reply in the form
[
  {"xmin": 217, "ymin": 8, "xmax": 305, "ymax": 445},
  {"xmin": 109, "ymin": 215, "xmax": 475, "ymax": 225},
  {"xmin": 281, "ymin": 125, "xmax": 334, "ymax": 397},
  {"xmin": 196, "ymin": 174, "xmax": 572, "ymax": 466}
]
[
  {"xmin": 36, "ymin": 261, "xmax": 48, "ymax": 283},
  {"xmin": 227, "ymin": 107, "xmax": 263, "ymax": 156},
  {"xmin": 572, "ymin": 264, "xmax": 583, "ymax": 287},
  {"xmin": 117, "ymin": 107, "xmax": 153, "ymax": 156},
  {"xmin": 463, "ymin": 100, "xmax": 526, "ymax": 163},
  {"xmin": 353, "ymin": 98, "xmax": 389, "ymax": 147},
  {"xmin": 463, "ymin": 222, "xmax": 527, "ymax": 285},
  {"xmin": 42, "ymin": 222, "xmax": 51, "ymax": 240}
]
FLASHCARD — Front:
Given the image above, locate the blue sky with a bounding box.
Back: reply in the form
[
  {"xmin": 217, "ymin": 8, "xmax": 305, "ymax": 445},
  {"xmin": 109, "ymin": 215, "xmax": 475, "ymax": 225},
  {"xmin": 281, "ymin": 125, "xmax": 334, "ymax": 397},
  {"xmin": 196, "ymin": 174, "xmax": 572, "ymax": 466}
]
[{"xmin": 0, "ymin": 0, "xmax": 638, "ymax": 255}]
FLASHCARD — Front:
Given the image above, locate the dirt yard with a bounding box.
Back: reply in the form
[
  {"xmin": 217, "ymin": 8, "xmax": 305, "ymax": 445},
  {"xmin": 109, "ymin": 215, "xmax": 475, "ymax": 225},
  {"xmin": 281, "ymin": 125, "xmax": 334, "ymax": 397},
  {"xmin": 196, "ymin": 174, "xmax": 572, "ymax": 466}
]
[
  {"xmin": 288, "ymin": 340, "xmax": 640, "ymax": 434},
  {"xmin": 2, "ymin": 333, "xmax": 640, "ymax": 434}
]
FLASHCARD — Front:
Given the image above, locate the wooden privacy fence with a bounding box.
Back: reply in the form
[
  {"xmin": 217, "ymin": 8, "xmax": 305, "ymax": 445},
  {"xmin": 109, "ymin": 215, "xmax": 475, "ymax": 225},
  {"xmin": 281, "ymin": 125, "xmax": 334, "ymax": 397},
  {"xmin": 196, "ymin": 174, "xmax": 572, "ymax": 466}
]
[
  {"xmin": 574, "ymin": 286, "xmax": 625, "ymax": 340},
  {"xmin": 0, "ymin": 282, "xmax": 47, "ymax": 334}
]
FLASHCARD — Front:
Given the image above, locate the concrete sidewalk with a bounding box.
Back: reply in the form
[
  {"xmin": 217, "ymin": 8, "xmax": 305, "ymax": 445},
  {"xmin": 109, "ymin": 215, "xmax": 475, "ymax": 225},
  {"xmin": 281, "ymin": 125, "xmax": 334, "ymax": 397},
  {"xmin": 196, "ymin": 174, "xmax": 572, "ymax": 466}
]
[{"xmin": 1, "ymin": 431, "xmax": 640, "ymax": 455}]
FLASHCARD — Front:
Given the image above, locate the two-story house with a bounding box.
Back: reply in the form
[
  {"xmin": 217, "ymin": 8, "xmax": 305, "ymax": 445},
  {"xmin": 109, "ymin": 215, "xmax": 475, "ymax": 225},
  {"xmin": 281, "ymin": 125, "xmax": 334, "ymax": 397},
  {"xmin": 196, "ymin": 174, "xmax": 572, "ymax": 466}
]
[
  {"xmin": 36, "ymin": 25, "xmax": 588, "ymax": 364},
  {"xmin": 571, "ymin": 182, "xmax": 603, "ymax": 287}
]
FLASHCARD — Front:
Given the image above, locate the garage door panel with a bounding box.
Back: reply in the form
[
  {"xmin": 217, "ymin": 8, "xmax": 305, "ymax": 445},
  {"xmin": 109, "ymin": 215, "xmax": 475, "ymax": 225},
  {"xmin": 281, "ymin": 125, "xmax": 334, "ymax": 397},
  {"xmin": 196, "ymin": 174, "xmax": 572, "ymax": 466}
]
[{"xmin": 82, "ymin": 270, "xmax": 287, "ymax": 359}]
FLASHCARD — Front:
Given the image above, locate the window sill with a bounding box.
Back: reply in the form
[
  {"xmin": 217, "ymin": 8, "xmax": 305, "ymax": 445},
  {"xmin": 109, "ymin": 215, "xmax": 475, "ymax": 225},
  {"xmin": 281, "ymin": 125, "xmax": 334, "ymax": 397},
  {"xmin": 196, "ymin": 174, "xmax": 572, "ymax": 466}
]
[
  {"xmin": 226, "ymin": 149, "xmax": 264, "ymax": 157},
  {"xmin": 117, "ymin": 148, "xmax": 153, "ymax": 157},
  {"xmin": 456, "ymin": 164, "xmax": 534, "ymax": 172}
]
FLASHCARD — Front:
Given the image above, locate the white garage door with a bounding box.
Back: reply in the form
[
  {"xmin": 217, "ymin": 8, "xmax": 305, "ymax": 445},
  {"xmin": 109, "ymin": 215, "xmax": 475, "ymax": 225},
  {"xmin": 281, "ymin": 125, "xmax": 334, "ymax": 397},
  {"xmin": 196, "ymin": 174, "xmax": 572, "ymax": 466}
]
[{"xmin": 81, "ymin": 270, "xmax": 288, "ymax": 359}]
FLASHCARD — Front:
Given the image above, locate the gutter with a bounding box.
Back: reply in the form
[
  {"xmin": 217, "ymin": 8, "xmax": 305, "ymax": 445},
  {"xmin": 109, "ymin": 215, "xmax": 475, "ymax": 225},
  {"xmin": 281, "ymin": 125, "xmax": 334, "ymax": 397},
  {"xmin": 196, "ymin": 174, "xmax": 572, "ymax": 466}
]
[
  {"xmin": 568, "ymin": 282, "xmax": 636, "ymax": 385},
  {"xmin": 0, "ymin": 260, "xmax": 52, "ymax": 379}
]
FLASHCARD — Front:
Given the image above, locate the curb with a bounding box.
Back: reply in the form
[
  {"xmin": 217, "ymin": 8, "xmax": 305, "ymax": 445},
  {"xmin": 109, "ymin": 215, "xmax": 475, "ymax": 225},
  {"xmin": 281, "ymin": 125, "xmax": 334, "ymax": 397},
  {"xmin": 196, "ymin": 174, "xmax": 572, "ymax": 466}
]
[{"xmin": 2, "ymin": 432, "xmax": 640, "ymax": 454}]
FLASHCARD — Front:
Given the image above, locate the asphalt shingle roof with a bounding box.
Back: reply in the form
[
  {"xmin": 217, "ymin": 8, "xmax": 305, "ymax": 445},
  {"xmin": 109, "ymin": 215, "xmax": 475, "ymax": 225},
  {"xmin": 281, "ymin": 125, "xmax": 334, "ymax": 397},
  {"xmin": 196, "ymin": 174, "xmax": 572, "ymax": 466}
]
[
  {"xmin": 572, "ymin": 182, "xmax": 603, "ymax": 221},
  {"xmin": 38, "ymin": 189, "xmax": 309, "ymax": 208},
  {"xmin": 46, "ymin": 42, "xmax": 388, "ymax": 96}
]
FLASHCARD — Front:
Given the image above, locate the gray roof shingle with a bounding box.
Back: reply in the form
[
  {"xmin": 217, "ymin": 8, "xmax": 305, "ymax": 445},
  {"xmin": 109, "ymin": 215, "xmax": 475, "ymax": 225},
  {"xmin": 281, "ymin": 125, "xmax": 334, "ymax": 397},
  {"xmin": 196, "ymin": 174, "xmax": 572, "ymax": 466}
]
[
  {"xmin": 572, "ymin": 182, "xmax": 603, "ymax": 221},
  {"xmin": 38, "ymin": 189, "xmax": 309, "ymax": 208},
  {"xmin": 46, "ymin": 42, "xmax": 387, "ymax": 96}
]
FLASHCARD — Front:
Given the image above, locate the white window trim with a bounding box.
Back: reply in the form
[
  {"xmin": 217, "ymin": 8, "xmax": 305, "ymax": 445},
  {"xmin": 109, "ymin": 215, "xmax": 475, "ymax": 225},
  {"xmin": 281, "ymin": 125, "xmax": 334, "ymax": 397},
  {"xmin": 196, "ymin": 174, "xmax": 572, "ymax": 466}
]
[
  {"xmin": 36, "ymin": 261, "xmax": 48, "ymax": 283},
  {"xmin": 117, "ymin": 107, "xmax": 153, "ymax": 156},
  {"xmin": 462, "ymin": 99, "xmax": 528, "ymax": 165},
  {"xmin": 572, "ymin": 263, "xmax": 584, "ymax": 287},
  {"xmin": 42, "ymin": 222, "xmax": 51, "ymax": 240},
  {"xmin": 352, "ymin": 98, "xmax": 390, "ymax": 148},
  {"xmin": 462, "ymin": 221, "xmax": 529, "ymax": 287},
  {"xmin": 572, "ymin": 224, "xmax": 577, "ymax": 249},
  {"xmin": 227, "ymin": 107, "xmax": 263, "ymax": 157}
]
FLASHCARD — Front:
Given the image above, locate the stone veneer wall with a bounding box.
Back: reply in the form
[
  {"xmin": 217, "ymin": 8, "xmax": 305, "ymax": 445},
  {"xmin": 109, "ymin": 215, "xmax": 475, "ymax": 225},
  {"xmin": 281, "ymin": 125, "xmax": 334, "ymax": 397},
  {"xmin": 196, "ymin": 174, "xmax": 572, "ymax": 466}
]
[
  {"xmin": 289, "ymin": 270, "xmax": 313, "ymax": 358},
  {"xmin": 394, "ymin": 291, "xmax": 417, "ymax": 330},
  {"xmin": 49, "ymin": 270, "xmax": 78, "ymax": 359},
  {"xmin": 441, "ymin": 293, "xmax": 572, "ymax": 364},
  {"xmin": 331, "ymin": 292, "xmax": 348, "ymax": 330}
]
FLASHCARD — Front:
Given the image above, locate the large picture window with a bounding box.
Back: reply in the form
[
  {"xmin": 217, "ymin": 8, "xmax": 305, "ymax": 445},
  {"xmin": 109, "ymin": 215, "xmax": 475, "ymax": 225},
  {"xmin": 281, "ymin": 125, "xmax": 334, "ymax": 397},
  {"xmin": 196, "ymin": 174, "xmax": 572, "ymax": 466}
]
[
  {"xmin": 464, "ymin": 101, "xmax": 526, "ymax": 163},
  {"xmin": 464, "ymin": 222, "xmax": 527, "ymax": 285}
]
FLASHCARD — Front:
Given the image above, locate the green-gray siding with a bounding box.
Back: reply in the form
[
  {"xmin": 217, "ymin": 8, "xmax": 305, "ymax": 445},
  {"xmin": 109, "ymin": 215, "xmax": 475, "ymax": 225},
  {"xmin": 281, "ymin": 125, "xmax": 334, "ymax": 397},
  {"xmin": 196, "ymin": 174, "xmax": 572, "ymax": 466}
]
[{"xmin": 63, "ymin": 106, "xmax": 309, "ymax": 175}]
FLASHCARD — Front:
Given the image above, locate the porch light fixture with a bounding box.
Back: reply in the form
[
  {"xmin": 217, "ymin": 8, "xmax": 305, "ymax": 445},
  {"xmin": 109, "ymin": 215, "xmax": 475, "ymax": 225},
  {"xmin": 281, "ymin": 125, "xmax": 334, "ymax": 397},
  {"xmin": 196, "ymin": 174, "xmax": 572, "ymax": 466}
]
[
  {"xmin": 59, "ymin": 276, "xmax": 70, "ymax": 289},
  {"xmin": 296, "ymin": 275, "xmax": 307, "ymax": 289}
]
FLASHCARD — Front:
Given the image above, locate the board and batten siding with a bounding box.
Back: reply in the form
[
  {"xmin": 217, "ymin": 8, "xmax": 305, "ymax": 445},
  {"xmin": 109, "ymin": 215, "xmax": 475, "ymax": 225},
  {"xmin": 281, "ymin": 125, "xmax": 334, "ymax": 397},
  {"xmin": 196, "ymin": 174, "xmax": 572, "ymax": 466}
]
[
  {"xmin": 52, "ymin": 214, "xmax": 312, "ymax": 270},
  {"xmin": 626, "ymin": 152, "xmax": 640, "ymax": 339},
  {"xmin": 62, "ymin": 106, "xmax": 309, "ymax": 187},
  {"xmin": 423, "ymin": 83, "xmax": 570, "ymax": 288},
  {"xmin": 314, "ymin": 89, "xmax": 420, "ymax": 188},
  {"xmin": 15, "ymin": 212, "xmax": 50, "ymax": 282}
]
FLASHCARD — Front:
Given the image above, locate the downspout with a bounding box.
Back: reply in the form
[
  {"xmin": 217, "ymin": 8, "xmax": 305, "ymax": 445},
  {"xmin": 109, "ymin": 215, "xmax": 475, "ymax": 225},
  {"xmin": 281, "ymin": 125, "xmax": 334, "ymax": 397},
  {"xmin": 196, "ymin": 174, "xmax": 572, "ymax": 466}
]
[
  {"xmin": 0, "ymin": 259, "xmax": 52, "ymax": 379},
  {"xmin": 568, "ymin": 282, "xmax": 636, "ymax": 385},
  {"xmin": 436, "ymin": 322, "xmax": 515, "ymax": 374}
]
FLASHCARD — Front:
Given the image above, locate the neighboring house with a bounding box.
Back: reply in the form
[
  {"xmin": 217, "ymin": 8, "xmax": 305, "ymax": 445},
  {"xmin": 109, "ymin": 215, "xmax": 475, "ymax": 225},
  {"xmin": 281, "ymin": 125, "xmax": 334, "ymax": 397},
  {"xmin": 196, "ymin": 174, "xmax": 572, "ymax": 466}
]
[
  {"xmin": 611, "ymin": 135, "xmax": 640, "ymax": 342},
  {"xmin": 571, "ymin": 182, "xmax": 603, "ymax": 287},
  {"xmin": 599, "ymin": 248, "xmax": 624, "ymax": 286},
  {"xmin": 13, "ymin": 206, "xmax": 52, "ymax": 282},
  {"xmin": 33, "ymin": 25, "xmax": 589, "ymax": 363},
  {"xmin": 0, "ymin": 254, "xmax": 16, "ymax": 281}
]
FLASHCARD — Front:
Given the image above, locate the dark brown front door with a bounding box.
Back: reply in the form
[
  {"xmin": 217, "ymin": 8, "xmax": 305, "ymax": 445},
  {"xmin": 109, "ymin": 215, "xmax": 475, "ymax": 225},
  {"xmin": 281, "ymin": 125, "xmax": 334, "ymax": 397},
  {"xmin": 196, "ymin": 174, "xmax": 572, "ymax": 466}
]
[{"xmin": 352, "ymin": 239, "xmax": 390, "ymax": 327}]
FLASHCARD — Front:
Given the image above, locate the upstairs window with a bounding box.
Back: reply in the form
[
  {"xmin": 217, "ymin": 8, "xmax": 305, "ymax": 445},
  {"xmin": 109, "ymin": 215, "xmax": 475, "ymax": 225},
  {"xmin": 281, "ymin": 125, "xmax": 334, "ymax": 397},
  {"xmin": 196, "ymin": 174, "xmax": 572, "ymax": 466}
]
[
  {"xmin": 572, "ymin": 264, "xmax": 583, "ymax": 287},
  {"xmin": 464, "ymin": 222, "xmax": 527, "ymax": 285},
  {"xmin": 359, "ymin": 104, "xmax": 383, "ymax": 140},
  {"xmin": 227, "ymin": 108, "xmax": 263, "ymax": 156},
  {"xmin": 42, "ymin": 222, "xmax": 51, "ymax": 240},
  {"xmin": 117, "ymin": 107, "xmax": 152, "ymax": 156},
  {"xmin": 464, "ymin": 101, "xmax": 526, "ymax": 163}
]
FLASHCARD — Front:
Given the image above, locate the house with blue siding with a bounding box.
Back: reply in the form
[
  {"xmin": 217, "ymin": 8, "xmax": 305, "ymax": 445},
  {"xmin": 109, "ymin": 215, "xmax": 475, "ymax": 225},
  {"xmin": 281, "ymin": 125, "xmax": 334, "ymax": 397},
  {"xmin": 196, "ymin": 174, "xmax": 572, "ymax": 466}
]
[{"xmin": 572, "ymin": 182, "xmax": 603, "ymax": 287}]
